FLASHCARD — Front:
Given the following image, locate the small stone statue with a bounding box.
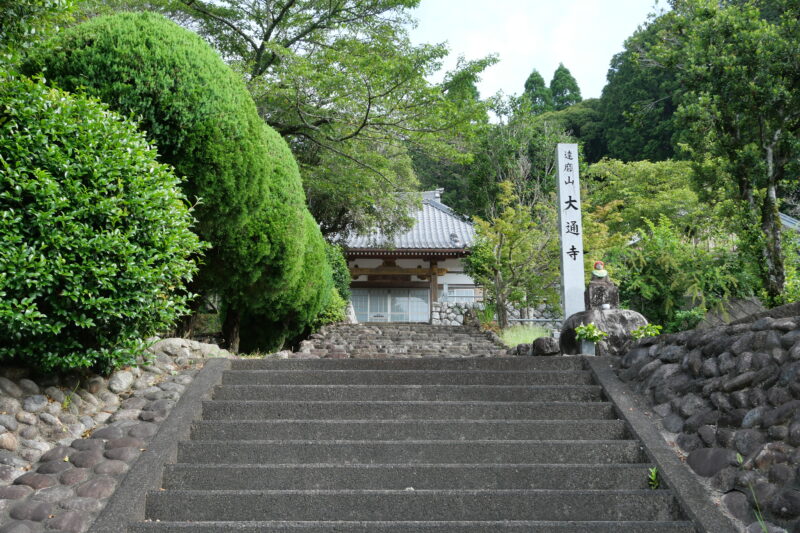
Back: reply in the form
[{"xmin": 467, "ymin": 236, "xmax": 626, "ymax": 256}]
[{"xmin": 585, "ymin": 260, "xmax": 619, "ymax": 310}]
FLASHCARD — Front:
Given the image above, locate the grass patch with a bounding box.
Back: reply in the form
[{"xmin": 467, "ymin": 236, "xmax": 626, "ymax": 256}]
[{"xmin": 500, "ymin": 325, "xmax": 550, "ymax": 347}]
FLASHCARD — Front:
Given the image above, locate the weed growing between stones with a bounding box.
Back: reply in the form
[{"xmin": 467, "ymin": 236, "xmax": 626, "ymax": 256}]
[{"xmin": 648, "ymin": 467, "xmax": 660, "ymax": 489}]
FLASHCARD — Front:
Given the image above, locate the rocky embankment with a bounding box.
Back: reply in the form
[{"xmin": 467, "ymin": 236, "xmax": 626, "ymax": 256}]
[
  {"xmin": 620, "ymin": 314, "xmax": 800, "ymax": 532},
  {"xmin": 0, "ymin": 338, "xmax": 231, "ymax": 533}
]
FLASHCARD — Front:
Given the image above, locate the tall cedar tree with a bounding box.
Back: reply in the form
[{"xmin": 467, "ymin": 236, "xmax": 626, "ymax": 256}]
[
  {"xmin": 523, "ymin": 69, "xmax": 553, "ymax": 114},
  {"xmin": 550, "ymin": 63, "xmax": 582, "ymax": 111}
]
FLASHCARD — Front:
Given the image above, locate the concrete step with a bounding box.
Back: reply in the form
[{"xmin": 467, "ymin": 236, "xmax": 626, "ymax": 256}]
[
  {"xmin": 231, "ymin": 357, "xmax": 583, "ymax": 371},
  {"xmin": 162, "ymin": 463, "xmax": 653, "ymax": 490},
  {"xmin": 130, "ymin": 521, "xmax": 697, "ymax": 533},
  {"xmin": 190, "ymin": 419, "xmax": 627, "ymax": 441},
  {"xmin": 221, "ymin": 370, "xmax": 594, "ymax": 385},
  {"xmin": 143, "ymin": 489, "xmax": 682, "ymax": 522},
  {"xmin": 200, "ymin": 400, "xmax": 616, "ymax": 421},
  {"xmin": 211, "ymin": 384, "xmax": 603, "ymax": 402},
  {"xmin": 176, "ymin": 440, "xmax": 644, "ymax": 465}
]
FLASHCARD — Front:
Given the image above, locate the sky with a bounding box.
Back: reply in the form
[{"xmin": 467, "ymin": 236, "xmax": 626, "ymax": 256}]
[{"xmin": 408, "ymin": 0, "xmax": 666, "ymax": 100}]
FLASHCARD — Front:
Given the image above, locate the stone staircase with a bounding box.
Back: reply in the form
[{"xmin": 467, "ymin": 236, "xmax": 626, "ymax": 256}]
[
  {"xmin": 128, "ymin": 357, "xmax": 696, "ymax": 532},
  {"xmin": 296, "ymin": 323, "xmax": 508, "ymax": 358}
]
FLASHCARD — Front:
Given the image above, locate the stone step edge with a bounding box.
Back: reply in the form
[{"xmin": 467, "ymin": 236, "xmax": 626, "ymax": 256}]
[
  {"xmin": 177, "ymin": 439, "xmax": 640, "ymax": 445},
  {"xmin": 191, "ymin": 419, "xmax": 620, "ymax": 424},
  {"xmin": 145, "ymin": 488, "xmax": 672, "ymax": 496},
  {"xmin": 202, "ymin": 400, "xmax": 610, "ymax": 406},
  {"xmin": 128, "ymin": 520, "xmax": 697, "ymax": 533},
  {"xmin": 163, "ymin": 462, "xmax": 653, "ymax": 468}
]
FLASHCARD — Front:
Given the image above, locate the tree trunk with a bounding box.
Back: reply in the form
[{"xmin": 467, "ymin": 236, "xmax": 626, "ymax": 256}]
[
  {"xmin": 494, "ymin": 271, "xmax": 508, "ymax": 329},
  {"xmin": 222, "ymin": 308, "xmax": 241, "ymax": 354},
  {"xmin": 761, "ymin": 150, "xmax": 785, "ymax": 303}
]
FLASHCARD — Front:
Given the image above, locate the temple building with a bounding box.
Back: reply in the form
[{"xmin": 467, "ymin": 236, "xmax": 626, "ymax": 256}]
[{"xmin": 344, "ymin": 190, "xmax": 479, "ymax": 323}]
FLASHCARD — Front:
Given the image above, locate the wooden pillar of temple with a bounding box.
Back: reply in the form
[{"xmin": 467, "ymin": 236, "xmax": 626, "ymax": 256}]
[{"xmin": 429, "ymin": 260, "xmax": 439, "ymax": 324}]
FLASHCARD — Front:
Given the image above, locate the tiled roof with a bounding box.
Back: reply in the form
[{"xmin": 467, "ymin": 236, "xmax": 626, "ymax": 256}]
[
  {"xmin": 781, "ymin": 212, "xmax": 800, "ymax": 232},
  {"xmin": 346, "ymin": 190, "xmax": 475, "ymax": 250}
]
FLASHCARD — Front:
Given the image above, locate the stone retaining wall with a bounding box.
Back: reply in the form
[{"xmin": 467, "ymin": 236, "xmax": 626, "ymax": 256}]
[
  {"xmin": 619, "ymin": 315, "xmax": 800, "ymax": 531},
  {"xmin": 0, "ymin": 338, "xmax": 231, "ymax": 532},
  {"xmin": 430, "ymin": 301, "xmax": 477, "ymax": 326}
]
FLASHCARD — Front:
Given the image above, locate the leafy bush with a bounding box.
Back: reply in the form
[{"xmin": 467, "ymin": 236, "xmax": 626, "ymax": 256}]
[
  {"xmin": 631, "ymin": 323, "xmax": 663, "ymax": 339},
  {"xmin": 665, "ymin": 308, "xmax": 706, "ymax": 333},
  {"xmin": 312, "ymin": 287, "xmax": 348, "ymax": 330},
  {"xmin": 325, "ymin": 242, "xmax": 351, "ymax": 301},
  {"xmin": 609, "ymin": 216, "xmax": 752, "ymax": 326},
  {"xmin": 239, "ymin": 213, "xmax": 334, "ymax": 352},
  {"xmin": 0, "ymin": 74, "xmax": 203, "ymax": 372},
  {"xmin": 22, "ymin": 12, "xmax": 310, "ymax": 346}
]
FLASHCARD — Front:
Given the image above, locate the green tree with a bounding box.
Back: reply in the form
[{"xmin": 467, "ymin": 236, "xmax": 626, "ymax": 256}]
[
  {"xmin": 114, "ymin": 0, "xmax": 492, "ymax": 239},
  {"xmin": 585, "ymin": 159, "xmax": 718, "ymax": 238},
  {"xmin": 523, "ymin": 69, "xmax": 553, "ymax": 114},
  {"xmin": 22, "ymin": 12, "xmax": 326, "ymax": 350},
  {"xmin": 534, "ymin": 99, "xmax": 605, "ymax": 163},
  {"xmin": 464, "ymin": 182, "xmax": 560, "ymax": 329},
  {"xmin": 440, "ymin": 96, "xmax": 573, "ymax": 219},
  {"xmin": 598, "ymin": 14, "xmax": 680, "ymax": 162},
  {"xmin": 549, "ymin": 63, "xmax": 582, "ymax": 111},
  {"xmin": 653, "ymin": 0, "xmax": 800, "ymax": 302},
  {"xmin": 0, "ymin": 74, "xmax": 203, "ymax": 372}
]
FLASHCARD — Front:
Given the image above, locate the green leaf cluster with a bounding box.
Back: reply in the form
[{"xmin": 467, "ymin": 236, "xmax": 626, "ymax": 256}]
[
  {"xmin": 574, "ymin": 323, "xmax": 608, "ymax": 343},
  {"xmin": 0, "ymin": 73, "xmax": 204, "ymax": 371}
]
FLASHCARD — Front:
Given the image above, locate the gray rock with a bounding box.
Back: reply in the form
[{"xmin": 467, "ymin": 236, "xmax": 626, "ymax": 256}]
[
  {"xmin": 84, "ymin": 376, "xmax": 105, "ymax": 394},
  {"xmin": 74, "ymin": 476, "xmax": 116, "ymax": 498},
  {"xmin": 9, "ymin": 500, "xmax": 55, "ymax": 521},
  {"xmin": 735, "ymin": 429, "xmax": 767, "ymax": 455},
  {"xmin": 16, "ymin": 380, "xmax": 38, "ymax": 396},
  {"xmin": 60, "ymin": 496, "xmax": 103, "ymax": 512},
  {"xmin": 89, "ymin": 426, "xmax": 124, "ymax": 441},
  {"xmin": 676, "ymin": 432, "xmax": 703, "ymax": 453},
  {"xmin": 108, "ymin": 371, "xmax": 134, "ymax": 393},
  {"xmin": 0, "ymin": 432, "xmax": 18, "ymax": 452},
  {"xmin": 724, "ymin": 490, "xmax": 756, "ymax": 523},
  {"xmin": 45, "ymin": 511, "xmax": 87, "ymax": 533},
  {"xmin": 677, "ymin": 393, "xmax": 710, "ymax": 418},
  {"xmin": 687, "ymin": 447, "xmax": 738, "ymax": 477},
  {"xmin": 30, "ymin": 485, "xmax": 73, "ymax": 503},
  {"xmin": 59, "ymin": 468, "xmax": 90, "ymax": 487},
  {"xmin": 746, "ymin": 524, "xmax": 787, "ymax": 533},
  {"xmin": 531, "ymin": 337, "xmax": 559, "ymax": 356},
  {"xmin": 21, "ymin": 395, "xmax": 47, "ymax": 413},
  {"xmin": 560, "ymin": 309, "xmax": 648, "ymax": 357},
  {"xmin": 13, "ymin": 472, "xmax": 56, "ymax": 490},
  {"xmin": 0, "ymin": 414, "xmax": 18, "ymax": 432},
  {"xmin": 0, "ymin": 377, "xmax": 23, "ymax": 398},
  {"xmin": 742, "ymin": 406, "xmax": 770, "ymax": 429}
]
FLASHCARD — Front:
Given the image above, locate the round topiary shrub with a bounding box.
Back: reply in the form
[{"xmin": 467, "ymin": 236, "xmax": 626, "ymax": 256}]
[
  {"xmin": 21, "ymin": 12, "xmax": 310, "ymax": 347},
  {"xmin": 0, "ymin": 74, "xmax": 204, "ymax": 372}
]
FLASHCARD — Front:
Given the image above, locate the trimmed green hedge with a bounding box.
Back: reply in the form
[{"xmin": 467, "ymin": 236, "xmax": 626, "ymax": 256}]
[
  {"xmin": 23, "ymin": 12, "xmax": 336, "ymax": 349},
  {"xmin": 0, "ymin": 74, "xmax": 203, "ymax": 371},
  {"xmin": 325, "ymin": 242, "xmax": 351, "ymax": 301}
]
